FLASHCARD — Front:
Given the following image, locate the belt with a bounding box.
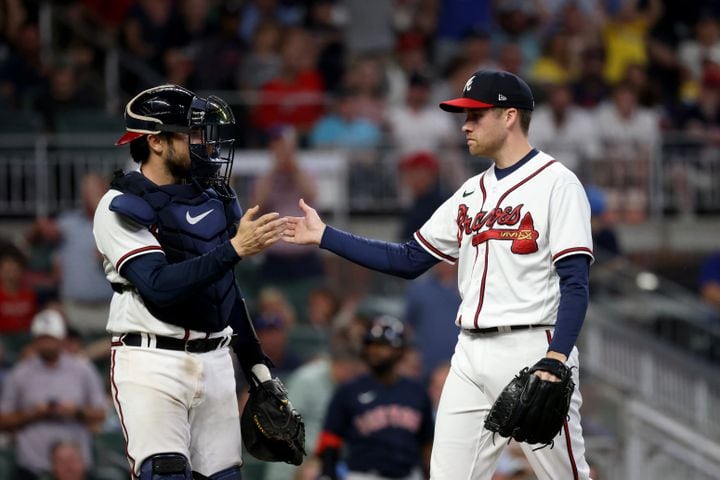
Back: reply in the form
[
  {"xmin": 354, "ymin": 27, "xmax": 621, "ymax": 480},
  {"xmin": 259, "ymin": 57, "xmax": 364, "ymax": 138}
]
[
  {"xmin": 464, "ymin": 324, "xmax": 554, "ymax": 334},
  {"xmin": 114, "ymin": 333, "xmax": 235, "ymax": 353}
]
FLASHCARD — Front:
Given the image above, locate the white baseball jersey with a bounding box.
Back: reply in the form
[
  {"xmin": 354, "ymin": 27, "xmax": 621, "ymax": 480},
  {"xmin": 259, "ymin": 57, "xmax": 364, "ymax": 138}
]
[
  {"xmin": 93, "ymin": 189, "xmax": 233, "ymax": 339},
  {"xmin": 414, "ymin": 150, "xmax": 593, "ymax": 330}
]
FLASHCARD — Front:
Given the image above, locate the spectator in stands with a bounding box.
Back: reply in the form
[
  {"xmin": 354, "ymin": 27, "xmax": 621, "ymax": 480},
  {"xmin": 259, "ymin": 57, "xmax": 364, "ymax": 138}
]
[
  {"xmin": 263, "ymin": 344, "xmax": 365, "ymax": 480},
  {"xmin": 621, "ymin": 62, "xmax": 662, "ymax": 108},
  {"xmin": 121, "ymin": 0, "xmax": 179, "ymax": 66},
  {"xmin": 23, "ymin": 216, "xmax": 62, "ymax": 304},
  {"xmin": 49, "ymin": 441, "xmax": 90, "ymax": 480},
  {"xmin": 342, "ymin": 55, "xmax": 388, "ymax": 125},
  {"xmin": 0, "ymin": 244, "xmax": 37, "ymax": 333},
  {"xmin": 251, "ymin": 27, "xmax": 325, "ymax": 140},
  {"xmin": 492, "ymin": 1, "xmax": 548, "ymax": 75},
  {"xmin": 571, "ymin": 45, "xmax": 611, "ymax": 108},
  {"xmin": 433, "ymin": 0, "xmax": 493, "ymax": 70},
  {"xmin": 403, "ymin": 260, "xmax": 460, "ymax": 379},
  {"xmin": 529, "ymin": 82, "xmax": 599, "ymax": 178},
  {"xmin": 309, "ymin": 88, "xmax": 382, "ymax": 149},
  {"xmin": 585, "ymin": 185, "xmax": 623, "ymax": 261},
  {"xmin": 698, "ymin": 251, "xmax": 720, "ymax": 312},
  {"xmin": 461, "ymin": 28, "xmax": 498, "ymax": 72},
  {"xmin": 56, "ymin": 172, "xmax": 112, "ymax": 335},
  {"xmin": 594, "ymin": 82, "xmax": 660, "ymax": 222},
  {"xmin": 397, "ymin": 151, "xmax": 448, "ymax": 242},
  {"xmin": 678, "ymin": 15, "xmax": 720, "ymax": 85},
  {"xmin": 0, "ymin": 309, "xmax": 106, "ymax": 480},
  {"xmin": 304, "ymin": 0, "xmax": 346, "ymax": 93},
  {"xmin": 0, "ymin": 21, "xmax": 45, "ymax": 109},
  {"xmin": 34, "ymin": 62, "xmax": 101, "ymax": 132},
  {"xmin": 236, "ymin": 20, "xmax": 282, "ymax": 92},
  {"xmin": 306, "ymin": 286, "xmax": 341, "ymax": 331},
  {"xmin": 342, "ymin": 0, "xmax": 394, "ymax": 57},
  {"xmin": 238, "ymin": 0, "xmax": 303, "ymax": 45},
  {"xmin": 251, "ymin": 125, "xmax": 324, "ymax": 286},
  {"xmin": 530, "ymin": 31, "xmax": 575, "ymax": 87},
  {"xmin": 386, "ymin": 32, "xmax": 432, "ymax": 108},
  {"xmin": 252, "ymin": 311, "xmax": 303, "ymax": 380},
  {"xmin": 496, "ymin": 41, "xmax": 525, "ymax": 77},
  {"xmin": 599, "ymin": 0, "xmax": 663, "ymax": 85},
  {"xmin": 191, "ymin": 1, "xmax": 244, "ymax": 91},
  {"xmin": 386, "ymin": 72, "xmax": 456, "ymax": 156}
]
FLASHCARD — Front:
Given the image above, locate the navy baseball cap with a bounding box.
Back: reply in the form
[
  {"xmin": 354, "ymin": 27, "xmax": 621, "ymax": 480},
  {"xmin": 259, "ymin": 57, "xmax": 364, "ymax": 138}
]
[{"xmin": 439, "ymin": 70, "xmax": 535, "ymax": 112}]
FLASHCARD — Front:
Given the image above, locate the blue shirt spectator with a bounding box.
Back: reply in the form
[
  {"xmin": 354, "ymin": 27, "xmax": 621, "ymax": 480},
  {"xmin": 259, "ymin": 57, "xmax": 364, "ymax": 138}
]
[
  {"xmin": 309, "ymin": 90, "xmax": 382, "ymax": 149},
  {"xmin": 404, "ymin": 262, "xmax": 461, "ymax": 380}
]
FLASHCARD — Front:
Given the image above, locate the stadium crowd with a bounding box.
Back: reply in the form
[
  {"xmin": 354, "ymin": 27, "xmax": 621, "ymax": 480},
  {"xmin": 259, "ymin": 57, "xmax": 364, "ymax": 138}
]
[{"xmin": 1, "ymin": 0, "xmax": 720, "ymax": 479}]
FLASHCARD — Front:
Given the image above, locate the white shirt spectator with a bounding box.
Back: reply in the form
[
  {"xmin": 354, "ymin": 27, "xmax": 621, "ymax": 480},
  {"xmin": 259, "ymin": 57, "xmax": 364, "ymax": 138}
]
[
  {"xmin": 529, "ymin": 104, "xmax": 599, "ymax": 175},
  {"xmin": 386, "ymin": 106, "xmax": 456, "ymax": 156}
]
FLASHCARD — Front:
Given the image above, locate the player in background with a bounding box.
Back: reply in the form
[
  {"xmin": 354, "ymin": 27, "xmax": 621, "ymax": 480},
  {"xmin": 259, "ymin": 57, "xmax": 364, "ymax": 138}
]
[
  {"xmin": 285, "ymin": 70, "xmax": 593, "ymax": 479},
  {"xmin": 316, "ymin": 315, "xmax": 434, "ymax": 480},
  {"xmin": 93, "ymin": 85, "xmax": 288, "ymax": 479}
]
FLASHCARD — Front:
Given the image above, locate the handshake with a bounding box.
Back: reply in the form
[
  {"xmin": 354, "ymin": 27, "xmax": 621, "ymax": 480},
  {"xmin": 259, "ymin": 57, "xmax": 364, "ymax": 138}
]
[{"xmin": 230, "ymin": 199, "xmax": 325, "ymax": 257}]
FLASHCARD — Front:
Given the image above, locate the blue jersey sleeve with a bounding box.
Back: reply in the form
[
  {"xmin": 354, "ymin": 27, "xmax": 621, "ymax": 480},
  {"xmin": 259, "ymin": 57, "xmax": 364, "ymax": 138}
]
[
  {"xmin": 120, "ymin": 242, "xmax": 240, "ymax": 306},
  {"xmin": 549, "ymin": 254, "xmax": 590, "ymax": 356},
  {"xmin": 320, "ymin": 226, "xmax": 439, "ymax": 279}
]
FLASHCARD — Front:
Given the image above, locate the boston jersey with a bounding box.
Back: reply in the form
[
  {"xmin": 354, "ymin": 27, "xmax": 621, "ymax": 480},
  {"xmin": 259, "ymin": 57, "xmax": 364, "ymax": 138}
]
[
  {"xmin": 414, "ymin": 150, "xmax": 593, "ymax": 330},
  {"xmin": 323, "ymin": 374, "xmax": 434, "ymax": 478}
]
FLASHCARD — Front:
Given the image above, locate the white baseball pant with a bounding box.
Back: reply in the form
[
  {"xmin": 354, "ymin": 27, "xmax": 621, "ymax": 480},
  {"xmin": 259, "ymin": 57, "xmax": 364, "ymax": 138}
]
[{"xmin": 430, "ymin": 328, "xmax": 591, "ymax": 480}]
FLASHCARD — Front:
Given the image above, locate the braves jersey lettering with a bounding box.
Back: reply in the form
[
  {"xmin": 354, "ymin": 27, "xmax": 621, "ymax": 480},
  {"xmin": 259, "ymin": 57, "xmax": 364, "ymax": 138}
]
[
  {"xmin": 354, "ymin": 404, "xmax": 422, "ymax": 436},
  {"xmin": 415, "ymin": 151, "xmax": 593, "ymax": 330}
]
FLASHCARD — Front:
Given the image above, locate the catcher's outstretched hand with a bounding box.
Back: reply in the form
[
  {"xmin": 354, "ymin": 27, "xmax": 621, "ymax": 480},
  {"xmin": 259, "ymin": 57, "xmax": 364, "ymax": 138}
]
[
  {"xmin": 231, "ymin": 205, "xmax": 287, "ymax": 256},
  {"xmin": 283, "ymin": 199, "xmax": 326, "ymax": 246}
]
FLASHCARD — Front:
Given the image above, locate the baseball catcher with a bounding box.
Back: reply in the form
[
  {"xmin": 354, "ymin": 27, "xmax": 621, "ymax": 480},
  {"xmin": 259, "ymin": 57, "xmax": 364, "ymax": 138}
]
[
  {"xmin": 241, "ymin": 373, "xmax": 306, "ymax": 465},
  {"xmin": 484, "ymin": 357, "xmax": 575, "ymax": 447}
]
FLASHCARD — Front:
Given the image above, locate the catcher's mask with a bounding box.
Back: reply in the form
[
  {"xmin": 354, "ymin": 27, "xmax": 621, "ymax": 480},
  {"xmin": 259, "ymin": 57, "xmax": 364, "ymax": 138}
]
[{"xmin": 116, "ymin": 84, "xmax": 236, "ymax": 188}]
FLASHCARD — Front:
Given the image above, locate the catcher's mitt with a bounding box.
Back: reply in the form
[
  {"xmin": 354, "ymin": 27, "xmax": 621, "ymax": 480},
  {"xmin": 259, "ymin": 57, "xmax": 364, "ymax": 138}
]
[
  {"xmin": 484, "ymin": 358, "xmax": 574, "ymax": 447},
  {"xmin": 241, "ymin": 377, "xmax": 306, "ymax": 465}
]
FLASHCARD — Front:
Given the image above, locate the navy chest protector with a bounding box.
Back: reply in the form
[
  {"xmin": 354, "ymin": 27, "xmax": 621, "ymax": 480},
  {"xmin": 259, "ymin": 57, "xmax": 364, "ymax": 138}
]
[{"xmin": 109, "ymin": 171, "xmax": 242, "ymax": 332}]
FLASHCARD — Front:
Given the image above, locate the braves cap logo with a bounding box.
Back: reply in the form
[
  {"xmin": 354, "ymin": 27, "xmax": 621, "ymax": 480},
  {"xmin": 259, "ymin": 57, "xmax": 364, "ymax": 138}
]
[{"xmin": 464, "ymin": 75, "xmax": 476, "ymax": 93}]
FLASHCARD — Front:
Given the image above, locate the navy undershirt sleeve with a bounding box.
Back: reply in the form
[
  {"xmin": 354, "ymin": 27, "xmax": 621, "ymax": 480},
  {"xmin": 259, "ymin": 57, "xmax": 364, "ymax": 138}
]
[
  {"xmin": 320, "ymin": 226, "xmax": 439, "ymax": 279},
  {"xmin": 550, "ymin": 254, "xmax": 590, "ymax": 356},
  {"xmin": 120, "ymin": 241, "xmax": 240, "ymax": 306}
]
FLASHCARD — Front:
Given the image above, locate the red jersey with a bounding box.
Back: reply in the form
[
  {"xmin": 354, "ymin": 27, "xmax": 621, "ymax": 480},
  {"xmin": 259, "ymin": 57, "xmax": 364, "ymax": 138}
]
[{"xmin": 0, "ymin": 286, "xmax": 37, "ymax": 332}]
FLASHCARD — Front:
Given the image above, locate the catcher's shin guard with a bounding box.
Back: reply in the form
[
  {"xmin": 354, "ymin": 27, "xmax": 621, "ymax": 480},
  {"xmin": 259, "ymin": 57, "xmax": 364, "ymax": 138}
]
[{"xmin": 139, "ymin": 453, "xmax": 192, "ymax": 479}]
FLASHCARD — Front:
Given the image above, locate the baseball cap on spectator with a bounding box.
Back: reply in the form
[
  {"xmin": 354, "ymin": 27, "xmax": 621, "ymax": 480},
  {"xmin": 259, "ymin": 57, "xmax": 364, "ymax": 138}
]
[
  {"xmin": 398, "ymin": 151, "xmax": 439, "ymax": 173},
  {"xmin": 253, "ymin": 313, "xmax": 285, "ymax": 331},
  {"xmin": 31, "ymin": 309, "xmax": 67, "ymax": 340},
  {"xmin": 439, "ymin": 70, "xmax": 535, "ymax": 112}
]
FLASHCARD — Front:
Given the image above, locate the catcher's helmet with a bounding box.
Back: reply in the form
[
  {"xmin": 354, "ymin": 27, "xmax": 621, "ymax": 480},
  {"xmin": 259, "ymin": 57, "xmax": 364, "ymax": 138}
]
[
  {"xmin": 363, "ymin": 315, "xmax": 406, "ymax": 349},
  {"xmin": 116, "ymin": 84, "xmax": 236, "ymax": 188}
]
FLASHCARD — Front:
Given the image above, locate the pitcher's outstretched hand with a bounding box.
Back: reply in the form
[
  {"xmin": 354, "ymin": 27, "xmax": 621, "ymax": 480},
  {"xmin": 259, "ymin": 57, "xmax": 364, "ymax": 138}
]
[{"xmin": 283, "ymin": 199, "xmax": 326, "ymax": 246}]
